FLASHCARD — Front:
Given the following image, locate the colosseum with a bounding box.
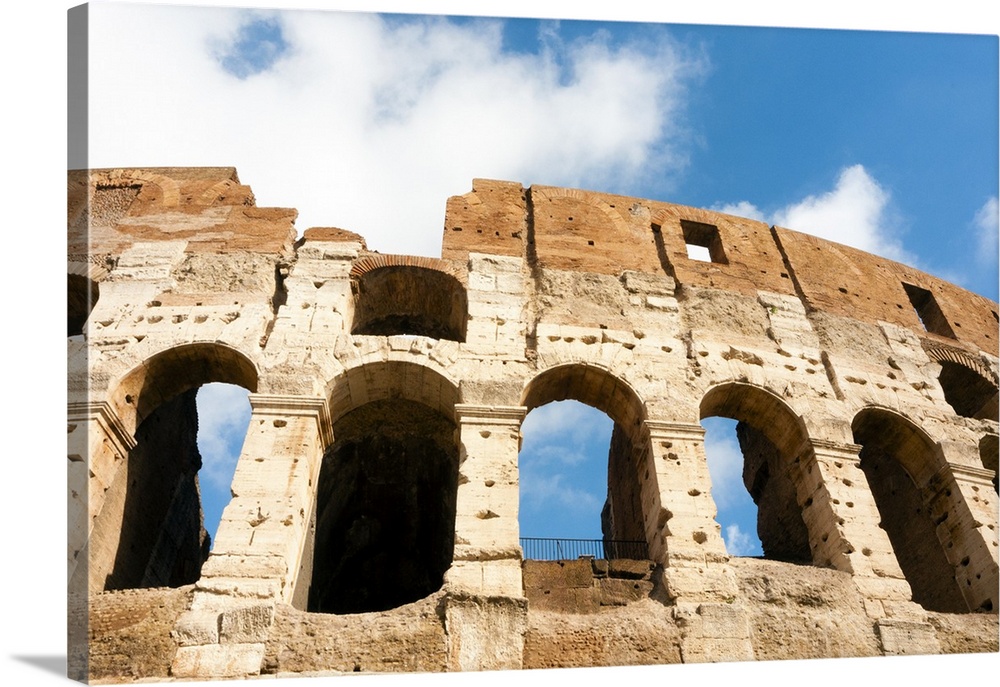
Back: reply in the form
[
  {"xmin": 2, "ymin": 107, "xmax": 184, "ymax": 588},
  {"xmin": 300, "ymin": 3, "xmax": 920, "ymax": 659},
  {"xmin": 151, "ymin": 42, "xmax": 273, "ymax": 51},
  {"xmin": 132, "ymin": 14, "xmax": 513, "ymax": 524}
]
[{"xmin": 68, "ymin": 167, "xmax": 999, "ymax": 682}]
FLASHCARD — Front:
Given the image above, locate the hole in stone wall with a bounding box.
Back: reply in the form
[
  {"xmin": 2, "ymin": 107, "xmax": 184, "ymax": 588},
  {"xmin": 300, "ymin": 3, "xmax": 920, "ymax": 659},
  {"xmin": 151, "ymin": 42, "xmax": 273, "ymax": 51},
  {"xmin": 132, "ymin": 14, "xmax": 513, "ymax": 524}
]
[
  {"xmin": 352, "ymin": 265, "xmax": 467, "ymax": 342},
  {"xmin": 307, "ymin": 399, "xmax": 458, "ymax": 614},
  {"xmin": 700, "ymin": 385, "xmax": 813, "ymax": 563},
  {"xmin": 103, "ymin": 382, "xmax": 251, "ymax": 591},
  {"xmin": 980, "ymin": 434, "xmax": 999, "ymax": 493},
  {"xmin": 519, "ymin": 401, "xmax": 616, "ymax": 548},
  {"xmin": 90, "ymin": 345, "xmax": 257, "ymax": 594},
  {"xmin": 681, "ymin": 220, "xmax": 728, "ymax": 265},
  {"xmin": 902, "ymin": 282, "xmax": 956, "ymax": 338},
  {"xmin": 68, "ymin": 273, "xmax": 99, "ymax": 337},
  {"xmin": 937, "ymin": 361, "xmax": 998, "ymax": 421},
  {"xmin": 701, "ymin": 416, "xmax": 814, "ymax": 560},
  {"xmin": 519, "ymin": 368, "xmax": 650, "ymax": 562},
  {"xmin": 853, "ymin": 409, "xmax": 970, "ymax": 613},
  {"xmin": 195, "ymin": 383, "xmax": 252, "ymax": 546}
]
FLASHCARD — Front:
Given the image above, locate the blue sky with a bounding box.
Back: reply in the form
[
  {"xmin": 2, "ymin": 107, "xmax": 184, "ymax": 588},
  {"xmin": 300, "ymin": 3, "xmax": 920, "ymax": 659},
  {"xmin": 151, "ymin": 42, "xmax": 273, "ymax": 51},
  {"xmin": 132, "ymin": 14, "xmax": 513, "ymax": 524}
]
[{"xmin": 82, "ymin": 3, "xmax": 997, "ymax": 559}]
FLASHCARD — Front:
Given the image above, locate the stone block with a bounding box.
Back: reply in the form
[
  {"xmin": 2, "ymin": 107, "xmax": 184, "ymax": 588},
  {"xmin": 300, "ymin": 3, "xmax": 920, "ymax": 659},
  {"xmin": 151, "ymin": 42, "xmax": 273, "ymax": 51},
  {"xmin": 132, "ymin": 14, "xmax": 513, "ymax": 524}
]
[
  {"xmin": 170, "ymin": 642, "xmax": 266, "ymax": 679},
  {"xmin": 876, "ymin": 618, "xmax": 942, "ymax": 656},
  {"xmin": 608, "ymin": 558, "xmax": 655, "ymax": 579},
  {"xmin": 219, "ymin": 604, "xmax": 275, "ymax": 644},
  {"xmin": 173, "ymin": 610, "xmax": 220, "ymax": 646}
]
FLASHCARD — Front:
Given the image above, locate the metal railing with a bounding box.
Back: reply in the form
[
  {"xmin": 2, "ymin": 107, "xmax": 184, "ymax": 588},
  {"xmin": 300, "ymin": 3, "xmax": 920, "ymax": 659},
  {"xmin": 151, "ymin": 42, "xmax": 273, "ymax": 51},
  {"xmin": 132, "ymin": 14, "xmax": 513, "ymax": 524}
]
[{"xmin": 520, "ymin": 537, "xmax": 647, "ymax": 561}]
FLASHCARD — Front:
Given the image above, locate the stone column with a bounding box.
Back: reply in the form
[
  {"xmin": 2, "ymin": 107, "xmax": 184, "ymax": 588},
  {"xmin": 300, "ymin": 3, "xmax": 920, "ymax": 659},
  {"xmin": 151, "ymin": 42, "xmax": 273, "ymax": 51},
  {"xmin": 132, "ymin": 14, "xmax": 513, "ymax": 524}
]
[
  {"xmin": 443, "ymin": 404, "xmax": 527, "ymax": 671},
  {"xmin": 924, "ymin": 462, "xmax": 998, "ymax": 613},
  {"xmin": 643, "ymin": 420, "xmax": 753, "ymax": 663},
  {"xmin": 68, "ymin": 399, "xmax": 138, "ymax": 680},
  {"xmin": 170, "ymin": 394, "xmax": 331, "ymax": 680},
  {"xmin": 643, "ymin": 421, "xmax": 733, "ymax": 598},
  {"xmin": 801, "ymin": 440, "xmax": 913, "ymax": 615},
  {"xmin": 67, "ymin": 400, "xmax": 137, "ymax": 594}
]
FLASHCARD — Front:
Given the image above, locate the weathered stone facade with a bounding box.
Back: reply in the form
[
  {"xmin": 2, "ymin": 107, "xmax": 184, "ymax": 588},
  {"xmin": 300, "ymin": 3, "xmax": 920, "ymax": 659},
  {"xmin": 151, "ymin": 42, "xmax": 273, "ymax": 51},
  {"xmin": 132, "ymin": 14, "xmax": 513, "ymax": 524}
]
[{"xmin": 68, "ymin": 168, "xmax": 999, "ymax": 682}]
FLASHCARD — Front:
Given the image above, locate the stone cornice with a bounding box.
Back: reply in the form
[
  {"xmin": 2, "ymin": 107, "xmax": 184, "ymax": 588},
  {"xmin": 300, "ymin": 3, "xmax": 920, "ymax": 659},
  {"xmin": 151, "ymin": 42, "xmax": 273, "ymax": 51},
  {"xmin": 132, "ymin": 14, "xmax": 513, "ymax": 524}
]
[
  {"xmin": 644, "ymin": 420, "xmax": 706, "ymax": 440},
  {"xmin": 67, "ymin": 400, "xmax": 137, "ymax": 455},
  {"xmin": 248, "ymin": 394, "xmax": 333, "ymax": 447},
  {"xmin": 454, "ymin": 404, "xmax": 527, "ymax": 425}
]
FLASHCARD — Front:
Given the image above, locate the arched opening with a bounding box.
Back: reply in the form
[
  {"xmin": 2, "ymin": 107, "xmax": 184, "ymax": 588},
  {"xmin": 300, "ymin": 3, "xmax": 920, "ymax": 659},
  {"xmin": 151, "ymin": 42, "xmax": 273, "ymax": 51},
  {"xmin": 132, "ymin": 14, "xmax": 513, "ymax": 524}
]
[
  {"xmin": 700, "ymin": 384, "xmax": 812, "ymax": 563},
  {"xmin": 519, "ymin": 365, "xmax": 649, "ymax": 560},
  {"xmin": 68, "ymin": 273, "xmax": 98, "ymax": 337},
  {"xmin": 979, "ymin": 434, "xmax": 998, "ymax": 493},
  {"xmin": 307, "ymin": 362, "xmax": 460, "ymax": 614},
  {"xmin": 938, "ymin": 361, "xmax": 998, "ymax": 421},
  {"xmin": 96, "ymin": 344, "xmax": 258, "ymax": 592},
  {"xmin": 351, "ymin": 261, "xmax": 467, "ymax": 342},
  {"xmin": 853, "ymin": 408, "xmax": 968, "ymax": 613}
]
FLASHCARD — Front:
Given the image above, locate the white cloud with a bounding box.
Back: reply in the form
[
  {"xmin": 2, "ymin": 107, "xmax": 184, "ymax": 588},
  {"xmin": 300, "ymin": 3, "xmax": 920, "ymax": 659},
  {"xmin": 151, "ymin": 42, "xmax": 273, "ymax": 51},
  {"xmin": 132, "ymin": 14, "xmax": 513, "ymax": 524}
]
[
  {"xmin": 87, "ymin": 5, "xmax": 704, "ymax": 257},
  {"xmin": 724, "ymin": 523, "xmax": 756, "ymax": 556},
  {"xmin": 196, "ymin": 383, "xmax": 252, "ymax": 490},
  {"xmin": 714, "ymin": 164, "xmax": 913, "ymax": 263},
  {"xmin": 702, "ymin": 417, "xmax": 745, "ymax": 510},
  {"xmin": 521, "ymin": 400, "xmax": 612, "ymax": 447},
  {"xmin": 518, "ymin": 471, "xmax": 603, "ymax": 515},
  {"xmin": 973, "ymin": 196, "xmax": 999, "ymax": 267}
]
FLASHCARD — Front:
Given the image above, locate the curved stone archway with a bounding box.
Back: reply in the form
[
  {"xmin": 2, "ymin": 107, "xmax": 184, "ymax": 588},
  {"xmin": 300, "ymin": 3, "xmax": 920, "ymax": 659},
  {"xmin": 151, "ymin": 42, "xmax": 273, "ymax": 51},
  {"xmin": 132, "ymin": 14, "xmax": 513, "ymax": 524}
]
[
  {"xmin": 852, "ymin": 407, "xmax": 970, "ymax": 612},
  {"xmin": 521, "ymin": 363, "xmax": 650, "ymax": 553},
  {"xmin": 87, "ymin": 342, "xmax": 260, "ymax": 594},
  {"xmin": 304, "ymin": 360, "xmax": 462, "ymax": 614},
  {"xmin": 700, "ymin": 382, "xmax": 813, "ymax": 563}
]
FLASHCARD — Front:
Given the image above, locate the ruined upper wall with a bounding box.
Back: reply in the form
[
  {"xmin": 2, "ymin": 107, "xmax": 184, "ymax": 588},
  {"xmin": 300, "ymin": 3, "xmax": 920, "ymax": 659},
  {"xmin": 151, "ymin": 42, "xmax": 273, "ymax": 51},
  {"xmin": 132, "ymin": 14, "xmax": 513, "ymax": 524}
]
[
  {"xmin": 442, "ymin": 179, "xmax": 998, "ymax": 357},
  {"xmin": 68, "ymin": 167, "xmax": 297, "ymax": 257}
]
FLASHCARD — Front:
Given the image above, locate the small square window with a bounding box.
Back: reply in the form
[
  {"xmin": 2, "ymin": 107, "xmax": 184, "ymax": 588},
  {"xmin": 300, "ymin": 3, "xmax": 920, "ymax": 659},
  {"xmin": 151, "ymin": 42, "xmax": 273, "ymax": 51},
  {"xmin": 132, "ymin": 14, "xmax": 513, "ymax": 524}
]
[{"xmin": 681, "ymin": 220, "xmax": 728, "ymax": 264}]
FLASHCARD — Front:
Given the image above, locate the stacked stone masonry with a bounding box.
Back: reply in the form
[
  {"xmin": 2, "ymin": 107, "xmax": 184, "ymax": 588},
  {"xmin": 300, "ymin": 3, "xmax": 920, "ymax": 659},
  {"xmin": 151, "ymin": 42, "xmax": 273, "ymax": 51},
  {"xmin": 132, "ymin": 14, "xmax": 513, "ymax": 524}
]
[{"xmin": 68, "ymin": 169, "xmax": 1000, "ymax": 682}]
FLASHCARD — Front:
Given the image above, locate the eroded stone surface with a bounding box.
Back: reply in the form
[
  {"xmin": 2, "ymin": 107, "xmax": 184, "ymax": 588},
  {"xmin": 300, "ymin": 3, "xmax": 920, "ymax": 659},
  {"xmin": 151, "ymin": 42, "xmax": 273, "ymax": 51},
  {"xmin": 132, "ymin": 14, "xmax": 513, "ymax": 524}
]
[{"xmin": 70, "ymin": 169, "xmax": 999, "ymax": 682}]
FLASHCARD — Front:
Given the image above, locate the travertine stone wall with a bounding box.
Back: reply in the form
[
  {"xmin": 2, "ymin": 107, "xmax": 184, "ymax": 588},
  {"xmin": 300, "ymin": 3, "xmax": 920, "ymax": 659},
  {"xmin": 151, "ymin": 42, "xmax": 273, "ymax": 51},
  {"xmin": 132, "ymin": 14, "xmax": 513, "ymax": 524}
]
[{"xmin": 70, "ymin": 169, "xmax": 999, "ymax": 682}]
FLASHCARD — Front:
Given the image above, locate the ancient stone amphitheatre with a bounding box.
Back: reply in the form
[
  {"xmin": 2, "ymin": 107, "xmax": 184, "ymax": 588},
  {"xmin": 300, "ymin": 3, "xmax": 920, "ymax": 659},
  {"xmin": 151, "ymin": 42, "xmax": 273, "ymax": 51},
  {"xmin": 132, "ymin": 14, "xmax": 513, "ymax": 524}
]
[{"xmin": 68, "ymin": 167, "xmax": 998, "ymax": 681}]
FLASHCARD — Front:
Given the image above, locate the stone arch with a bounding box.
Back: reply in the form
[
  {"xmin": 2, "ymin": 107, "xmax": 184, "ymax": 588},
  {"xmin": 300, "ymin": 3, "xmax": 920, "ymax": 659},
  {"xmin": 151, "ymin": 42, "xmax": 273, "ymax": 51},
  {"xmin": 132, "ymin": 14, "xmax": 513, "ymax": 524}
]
[
  {"xmin": 306, "ymin": 360, "xmax": 461, "ymax": 613},
  {"xmin": 852, "ymin": 407, "xmax": 969, "ymax": 612},
  {"xmin": 699, "ymin": 382, "xmax": 813, "ymax": 563},
  {"xmin": 350, "ymin": 255, "xmax": 468, "ymax": 342},
  {"xmin": 925, "ymin": 345, "xmax": 998, "ymax": 420},
  {"xmin": 520, "ymin": 363, "xmax": 650, "ymax": 554},
  {"xmin": 110, "ymin": 342, "xmax": 259, "ymax": 438},
  {"xmin": 93, "ymin": 342, "xmax": 259, "ymax": 593}
]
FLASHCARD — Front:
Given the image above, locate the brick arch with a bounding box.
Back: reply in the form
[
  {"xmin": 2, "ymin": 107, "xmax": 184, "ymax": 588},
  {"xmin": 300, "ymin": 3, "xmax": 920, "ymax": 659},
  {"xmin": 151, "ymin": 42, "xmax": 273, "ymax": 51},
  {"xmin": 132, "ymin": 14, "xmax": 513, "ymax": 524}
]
[
  {"xmin": 90, "ymin": 168, "xmax": 182, "ymax": 207},
  {"xmin": 350, "ymin": 255, "xmax": 468, "ymax": 342},
  {"xmin": 110, "ymin": 341, "xmax": 259, "ymax": 437},
  {"xmin": 532, "ymin": 186, "xmax": 632, "ymax": 235},
  {"xmin": 925, "ymin": 344, "xmax": 999, "ymax": 420}
]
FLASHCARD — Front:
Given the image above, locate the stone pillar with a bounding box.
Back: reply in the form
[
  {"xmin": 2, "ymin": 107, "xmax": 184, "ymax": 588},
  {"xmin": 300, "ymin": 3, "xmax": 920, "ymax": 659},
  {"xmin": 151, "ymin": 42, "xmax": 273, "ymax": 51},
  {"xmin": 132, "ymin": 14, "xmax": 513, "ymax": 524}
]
[
  {"xmin": 170, "ymin": 394, "xmax": 331, "ymax": 680},
  {"xmin": 643, "ymin": 420, "xmax": 754, "ymax": 663},
  {"xmin": 67, "ymin": 400, "xmax": 137, "ymax": 593},
  {"xmin": 643, "ymin": 421, "xmax": 735, "ymax": 599},
  {"xmin": 924, "ymin": 462, "xmax": 998, "ymax": 612},
  {"xmin": 68, "ymin": 399, "xmax": 138, "ymax": 680},
  {"xmin": 443, "ymin": 404, "xmax": 528, "ymax": 671},
  {"xmin": 802, "ymin": 440, "xmax": 913, "ymax": 615}
]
